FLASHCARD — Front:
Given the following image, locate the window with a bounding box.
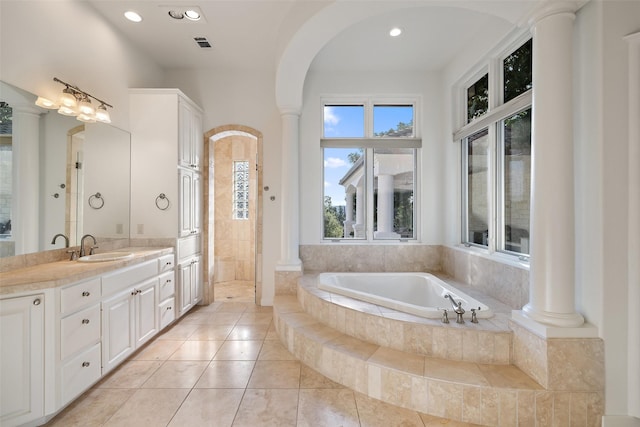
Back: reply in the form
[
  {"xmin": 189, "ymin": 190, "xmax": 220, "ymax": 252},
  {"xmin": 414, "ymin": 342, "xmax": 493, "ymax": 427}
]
[
  {"xmin": 457, "ymin": 38, "xmax": 532, "ymax": 256},
  {"xmin": 322, "ymin": 98, "xmax": 419, "ymax": 241},
  {"xmin": 0, "ymin": 103, "xmax": 12, "ymax": 238},
  {"xmin": 232, "ymin": 161, "xmax": 249, "ymax": 220}
]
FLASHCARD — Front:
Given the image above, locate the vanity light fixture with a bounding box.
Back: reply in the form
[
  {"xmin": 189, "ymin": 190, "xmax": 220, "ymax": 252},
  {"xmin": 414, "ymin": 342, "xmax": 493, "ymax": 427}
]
[{"xmin": 35, "ymin": 77, "xmax": 113, "ymax": 124}]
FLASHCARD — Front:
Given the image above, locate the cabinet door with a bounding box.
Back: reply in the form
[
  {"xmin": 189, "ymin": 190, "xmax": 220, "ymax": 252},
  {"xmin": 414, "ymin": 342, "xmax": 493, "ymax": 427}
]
[
  {"xmin": 135, "ymin": 279, "xmax": 158, "ymax": 347},
  {"xmin": 179, "ymin": 168, "xmax": 194, "ymax": 237},
  {"xmin": 102, "ymin": 291, "xmax": 135, "ymax": 374},
  {"xmin": 192, "ymin": 171, "xmax": 202, "ymax": 234},
  {"xmin": 178, "ymin": 261, "xmax": 193, "ymax": 316},
  {"xmin": 0, "ymin": 294, "xmax": 44, "ymax": 426},
  {"xmin": 192, "ymin": 109, "xmax": 203, "ymax": 171},
  {"xmin": 178, "ymin": 100, "xmax": 192, "ymax": 169},
  {"xmin": 191, "ymin": 256, "xmax": 203, "ymax": 305}
]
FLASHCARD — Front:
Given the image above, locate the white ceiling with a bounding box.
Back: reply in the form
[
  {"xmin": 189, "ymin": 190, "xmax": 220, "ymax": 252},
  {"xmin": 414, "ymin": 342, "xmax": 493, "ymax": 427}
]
[{"xmin": 87, "ymin": 1, "xmax": 529, "ymax": 72}]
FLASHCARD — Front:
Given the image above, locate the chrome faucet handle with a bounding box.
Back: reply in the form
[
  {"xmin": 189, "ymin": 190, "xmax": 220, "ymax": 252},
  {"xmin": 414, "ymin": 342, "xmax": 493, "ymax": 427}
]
[
  {"xmin": 66, "ymin": 250, "xmax": 78, "ymax": 261},
  {"xmin": 441, "ymin": 309, "xmax": 449, "ymax": 324},
  {"xmin": 470, "ymin": 308, "xmax": 479, "ymax": 324}
]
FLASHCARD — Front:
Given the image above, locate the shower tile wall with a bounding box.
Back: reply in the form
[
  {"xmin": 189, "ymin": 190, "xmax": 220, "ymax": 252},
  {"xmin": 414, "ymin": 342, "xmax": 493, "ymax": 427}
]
[{"xmin": 213, "ymin": 136, "xmax": 256, "ymax": 284}]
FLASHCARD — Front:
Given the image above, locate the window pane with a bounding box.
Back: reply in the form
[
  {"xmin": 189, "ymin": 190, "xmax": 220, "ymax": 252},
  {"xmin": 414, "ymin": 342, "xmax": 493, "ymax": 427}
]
[
  {"xmin": 504, "ymin": 39, "xmax": 532, "ymax": 103},
  {"xmin": 373, "ymin": 105, "xmax": 414, "ymax": 137},
  {"xmin": 465, "ymin": 128, "xmax": 489, "ymax": 246},
  {"xmin": 502, "ymin": 109, "xmax": 531, "ymax": 254},
  {"xmin": 233, "ymin": 161, "xmax": 249, "ymax": 220},
  {"xmin": 323, "ymin": 147, "xmax": 364, "ymax": 239},
  {"xmin": 373, "ymin": 148, "xmax": 415, "ymax": 239},
  {"xmin": 467, "ymin": 74, "xmax": 489, "ymax": 123},
  {"xmin": 323, "ymin": 105, "xmax": 364, "ymax": 138},
  {"xmin": 0, "ymin": 103, "xmax": 12, "ymax": 241}
]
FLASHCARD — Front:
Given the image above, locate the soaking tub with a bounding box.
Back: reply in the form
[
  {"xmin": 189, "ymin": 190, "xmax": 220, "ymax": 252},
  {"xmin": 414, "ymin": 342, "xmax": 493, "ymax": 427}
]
[{"xmin": 317, "ymin": 272, "xmax": 493, "ymax": 319}]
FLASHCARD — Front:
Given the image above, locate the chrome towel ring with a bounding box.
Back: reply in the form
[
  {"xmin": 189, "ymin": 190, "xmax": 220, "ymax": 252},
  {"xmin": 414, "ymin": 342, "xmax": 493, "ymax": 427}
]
[
  {"xmin": 88, "ymin": 192, "xmax": 104, "ymax": 209},
  {"xmin": 155, "ymin": 193, "xmax": 170, "ymax": 210}
]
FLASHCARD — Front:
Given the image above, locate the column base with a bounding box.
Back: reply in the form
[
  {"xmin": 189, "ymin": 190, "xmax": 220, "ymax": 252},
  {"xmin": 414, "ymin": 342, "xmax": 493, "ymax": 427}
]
[
  {"xmin": 513, "ymin": 309, "xmax": 597, "ymax": 338},
  {"xmin": 275, "ymin": 259, "xmax": 302, "ymax": 272}
]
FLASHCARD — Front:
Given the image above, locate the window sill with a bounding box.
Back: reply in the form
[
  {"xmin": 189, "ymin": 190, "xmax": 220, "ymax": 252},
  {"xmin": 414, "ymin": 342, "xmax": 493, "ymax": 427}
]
[{"xmin": 451, "ymin": 244, "xmax": 530, "ymax": 270}]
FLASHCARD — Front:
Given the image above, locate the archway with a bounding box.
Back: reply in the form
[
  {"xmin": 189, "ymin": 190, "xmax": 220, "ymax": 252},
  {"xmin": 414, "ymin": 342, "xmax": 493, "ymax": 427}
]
[{"xmin": 203, "ymin": 125, "xmax": 263, "ymax": 304}]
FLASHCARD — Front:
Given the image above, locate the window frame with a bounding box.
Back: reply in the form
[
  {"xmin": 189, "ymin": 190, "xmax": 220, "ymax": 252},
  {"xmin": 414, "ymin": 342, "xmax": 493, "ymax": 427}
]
[
  {"xmin": 232, "ymin": 160, "xmax": 250, "ymax": 220},
  {"xmin": 455, "ymin": 35, "xmax": 532, "ymax": 259},
  {"xmin": 321, "ymin": 96, "xmax": 421, "ymax": 242}
]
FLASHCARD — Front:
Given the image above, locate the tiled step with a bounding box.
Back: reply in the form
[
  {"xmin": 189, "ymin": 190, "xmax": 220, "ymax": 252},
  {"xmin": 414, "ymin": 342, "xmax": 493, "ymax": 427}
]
[
  {"xmin": 273, "ymin": 295, "xmax": 543, "ymax": 426},
  {"xmin": 297, "ymin": 274, "xmax": 513, "ymax": 365}
]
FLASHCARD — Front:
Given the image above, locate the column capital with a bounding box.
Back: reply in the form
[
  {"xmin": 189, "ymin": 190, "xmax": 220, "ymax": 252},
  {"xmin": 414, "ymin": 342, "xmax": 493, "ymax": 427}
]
[
  {"xmin": 279, "ymin": 106, "xmax": 301, "ymax": 117},
  {"xmin": 527, "ymin": 0, "xmax": 582, "ymax": 27}
]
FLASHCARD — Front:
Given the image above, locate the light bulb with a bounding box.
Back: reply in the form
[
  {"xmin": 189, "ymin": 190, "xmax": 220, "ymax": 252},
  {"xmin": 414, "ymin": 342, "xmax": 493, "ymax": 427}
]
[
  {"xmin": 77, "ymin": 112, "xmax": 96, "ymax": 123},
  {"xmin": 58, "ymin": 104, "xmax": 78, "ymax": 116},
  {"xmin": 59, "ymin": 88, "xmax": 78, "ymax": 108},
  {"xmin": 95, "ymin": 105, "xmax": 111, "ymax": 123},
  {"xmin": 78, "ymin": 95, "xmax": 94, "ymax": 115},
  {"xmin": 35, "ymin": 97, "xmax": 59, "ymax": 109}
]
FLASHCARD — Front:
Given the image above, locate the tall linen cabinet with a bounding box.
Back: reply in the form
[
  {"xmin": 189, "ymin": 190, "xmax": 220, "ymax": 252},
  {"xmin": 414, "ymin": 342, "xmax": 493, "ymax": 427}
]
[{"xmin": 130, "ymin": 89, "xmax": 204, "ymax": 317}]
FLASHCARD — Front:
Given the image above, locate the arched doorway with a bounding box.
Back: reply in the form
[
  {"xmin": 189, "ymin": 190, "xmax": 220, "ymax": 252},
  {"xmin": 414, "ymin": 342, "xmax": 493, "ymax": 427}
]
[{"xmin": 203, "ymin": 125, "xmax": 263, "ymax": 304}]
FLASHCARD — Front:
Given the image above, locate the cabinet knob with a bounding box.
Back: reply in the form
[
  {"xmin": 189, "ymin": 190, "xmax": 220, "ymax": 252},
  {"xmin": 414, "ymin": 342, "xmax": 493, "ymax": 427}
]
[
  {"xmin": 82, "ymin": 362, "xmax": 90, "ymax": 368},
  {"xmin": 82, "ymin": 319, "xmax": 90, "ymax": 324},
  {"xmin": 33, "ymin": 298, "xmax": 41, "ymax": 306},
  {"xmin": 131, "ymin": 290, "xmax": 138, "ymax": 296},
  {"xmin": 82, "ymin": 291, "xmax": 90, "ymax": 297},
  {"xmin": 167, "ymin": 306, "xmax": 172, "ymax": 310},
  {"xmin": 166, "ymin": 261, "xmax": 172, "ymax": 266}
]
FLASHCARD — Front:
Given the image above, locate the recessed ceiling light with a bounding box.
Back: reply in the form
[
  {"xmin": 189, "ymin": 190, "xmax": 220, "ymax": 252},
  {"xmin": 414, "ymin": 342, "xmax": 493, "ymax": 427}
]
[
  {"xmin": 389, "ymin": 27, "xmax": 403, "ymax": 37},
  {"xmin": 168, "ymin": 10, "xmax": 184, "ymax": 20},
  {"xmin": 124, "ymin": 11, "xmax": 143, "ymax": 23},
  {"xmin": 184, "ymin": 9, "xmax": 201, "ymax": 21}
]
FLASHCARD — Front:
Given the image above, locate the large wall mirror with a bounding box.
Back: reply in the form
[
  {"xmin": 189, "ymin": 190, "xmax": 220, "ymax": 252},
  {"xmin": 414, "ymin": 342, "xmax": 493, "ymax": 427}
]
[{"xmin": 0, "ymin": 81, "xmax": 130, "ymax": 258}]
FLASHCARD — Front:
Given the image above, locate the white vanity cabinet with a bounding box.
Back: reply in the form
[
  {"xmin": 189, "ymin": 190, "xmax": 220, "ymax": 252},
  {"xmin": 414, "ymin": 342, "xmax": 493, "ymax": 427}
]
[
  {"xmin": 0, "ymin": 292, "xmax": 46, "ymax": 427},
  {"xmin": 130, "ymin": 88, "xmax": 204, "ymax": 320},
  {"xmin": 101, "ymin": 260, "xmax": 160, "ymax": 374}
]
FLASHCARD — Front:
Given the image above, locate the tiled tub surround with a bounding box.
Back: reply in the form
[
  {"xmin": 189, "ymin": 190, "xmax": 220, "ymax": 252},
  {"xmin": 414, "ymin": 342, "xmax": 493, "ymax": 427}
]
[
  {"xmin": 299, "ymin": 244, "xmax": 530, "ymax": 310},
  {"xmin": 273, "ymin": 273, "xmax": 605, "ymax": 425}
]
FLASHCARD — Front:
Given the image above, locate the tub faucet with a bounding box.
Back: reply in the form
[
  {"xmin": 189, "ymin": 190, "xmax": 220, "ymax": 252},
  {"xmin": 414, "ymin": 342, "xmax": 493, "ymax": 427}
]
[
  {"xmin": 79, "ymin": 234, "xmax": 97, "ymax": 257},
  {"xmin": 445, "ymin": 294, "xmax": 465, "ymax": 324},
  {"xmin": 51, "ymin": 233, "xmax": 69, "ymax": 248}
]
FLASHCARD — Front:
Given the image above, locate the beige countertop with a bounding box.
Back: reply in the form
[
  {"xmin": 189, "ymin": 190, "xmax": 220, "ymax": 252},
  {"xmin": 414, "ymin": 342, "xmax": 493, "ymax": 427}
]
[{"xmin": 0, "ymin": 247, "xmax": 174, "ymax": 296}]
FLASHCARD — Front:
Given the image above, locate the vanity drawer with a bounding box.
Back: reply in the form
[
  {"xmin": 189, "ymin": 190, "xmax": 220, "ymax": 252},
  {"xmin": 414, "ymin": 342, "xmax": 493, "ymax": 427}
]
[
  {"xmin": 60, "ymin": 304, "xmax": 101, "ymax": 360},
  {"xmin": 61, "ymin": 343, "xmax": 101, "ymax": 406},
  {"xmin": 102, "ymin": 260, "xmax": 157, "ymax": 296},
  {"xmin": 60, "ymin": 277, "xmax": 101, "ymax": 315},
  {"xmin": 159, "ymin": 297, "xmax": 175, "ymax": 329},
  {"xmin": 159, "ymin": 271, "xmax": 175, "ymax": 300},
  {"xmin": 158, "ymin": 254, "xmax": 175, "ymax": 273}
]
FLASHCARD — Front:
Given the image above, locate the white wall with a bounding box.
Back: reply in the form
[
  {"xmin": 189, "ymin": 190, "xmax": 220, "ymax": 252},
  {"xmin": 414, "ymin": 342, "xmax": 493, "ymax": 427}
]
[
  {"xmin": 164, "ymin": 68, "xmax": 282, "ymax": 305},
  {"xmin": 598, "ymin": 1, "xmax": 640, "ymax": 418},
  {"xmin": 299, "ymin": 69, "xmax": 444, "ymax": 245}
]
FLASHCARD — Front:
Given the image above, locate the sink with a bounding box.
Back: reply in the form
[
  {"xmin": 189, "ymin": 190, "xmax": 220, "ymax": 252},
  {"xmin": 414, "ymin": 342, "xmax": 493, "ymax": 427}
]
[{"xmin": 78, "ymin": 252, "xmax": 135, "ymax": 263}]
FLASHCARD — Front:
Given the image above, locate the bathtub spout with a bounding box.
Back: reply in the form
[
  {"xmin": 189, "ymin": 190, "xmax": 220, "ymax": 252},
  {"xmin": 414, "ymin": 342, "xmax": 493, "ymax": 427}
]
[{"xmin": 445, "ymin": 294, "xmax": 465, "ymax": 324}]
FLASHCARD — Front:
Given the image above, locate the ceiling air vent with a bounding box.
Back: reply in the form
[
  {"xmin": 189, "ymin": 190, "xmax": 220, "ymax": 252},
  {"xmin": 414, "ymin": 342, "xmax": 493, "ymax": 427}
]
[{"xmin": 194, "ymin": 37, "xmax": 212, "ymax": 48}]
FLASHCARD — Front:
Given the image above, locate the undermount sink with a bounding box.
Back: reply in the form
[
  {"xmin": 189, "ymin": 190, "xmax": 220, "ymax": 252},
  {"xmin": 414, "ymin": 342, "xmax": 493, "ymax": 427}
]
[{"xmin": 78, "ymin": 252, "xmax": 135, "ymax": 263}]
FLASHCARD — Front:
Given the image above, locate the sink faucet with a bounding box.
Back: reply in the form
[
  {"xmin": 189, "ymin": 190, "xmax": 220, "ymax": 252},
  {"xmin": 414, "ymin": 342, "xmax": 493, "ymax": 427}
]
[
  {"xmin": 51, "ymin": 233, "xmax": 69, "ymax": 248},
  {"xmin": 445, "ymin": 294, "xmax": 465, "ymax": 324},
  {"xmin": 79, "ymin": 234, "xmax": 97, "ymax": 257}
]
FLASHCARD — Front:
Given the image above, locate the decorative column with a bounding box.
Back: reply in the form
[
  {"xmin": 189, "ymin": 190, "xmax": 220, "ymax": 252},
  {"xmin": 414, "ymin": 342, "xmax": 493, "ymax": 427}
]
[
  {"xmin": 276, "ymin": 109, "xmax": 302, "ymax": 271},
  {"xmin": 519, "ymin": 5, "xmax": 584, "ymax": 328},
  {"xmin": 353, "ymin": 183, "xmax": 365, "ymax": 238},
  {"xmin": 12, "ymin": 106, "xmax": 41, "ymax": 255},
  {"xmin": 343, "ymin": 191, "xmax": 354, "ymax": 238},
  {"xmin": 374, "ymin": 174, "xmax": 399, "ymax": 238}
]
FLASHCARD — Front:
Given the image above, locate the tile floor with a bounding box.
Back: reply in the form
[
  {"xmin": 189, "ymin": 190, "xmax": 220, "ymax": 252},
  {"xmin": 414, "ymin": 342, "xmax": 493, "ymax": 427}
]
[
  {"xmin": 46, "ymin": 301, "xmax": 480, "ymax": 427},
  {"xmin": 214, "ymin": 280, "xmax": 255, "ymax": 303}
]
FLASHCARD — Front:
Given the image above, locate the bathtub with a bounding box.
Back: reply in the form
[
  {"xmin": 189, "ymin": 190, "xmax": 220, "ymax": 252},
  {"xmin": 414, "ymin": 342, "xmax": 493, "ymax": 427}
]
[{"xmin": 317, "ymin": 272, "xmax": 493, "ymax": 320}]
